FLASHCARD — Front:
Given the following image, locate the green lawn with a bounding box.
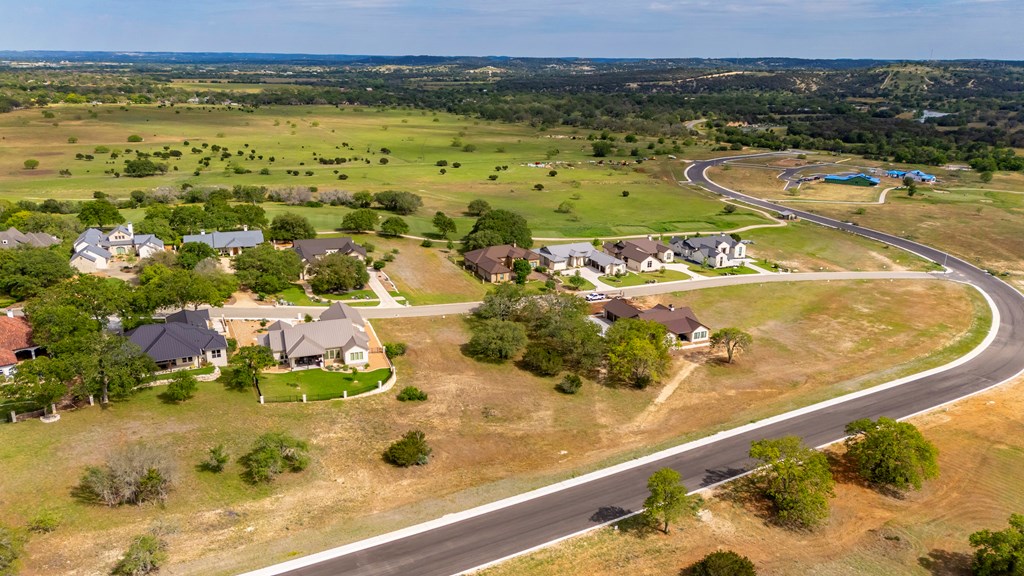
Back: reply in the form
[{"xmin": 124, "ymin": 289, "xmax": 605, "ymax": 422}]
[
  {"xmin": 258, "ymin": 367, "xmax": 393, "ymax": 401},
  {"xmin": 561, "ymin": 276, "xmax": 596, "ymax": 291},
  {"xmin": 599, "ymin": 269, "xmax": 691, "ymax": 287},
  {"xmin": 143, "ymin": 365, "xmax": 217, "ymax": 384},
  {"xmin": 686, "ymin": 263, "xmax": 760, "ymax": 277},
  {"xmin": 272, "ymin": 284, "xmax": 379, "ymax": 307}
]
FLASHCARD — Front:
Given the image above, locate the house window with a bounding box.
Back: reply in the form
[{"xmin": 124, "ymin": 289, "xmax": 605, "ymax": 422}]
[
  {"xmin": 693, "ymin": 330, "xmax": 707, "ymax": 340},
  {"xmin": 325, "ymin": 349, "xmax": 339, "ymax": 360},
  {"xmin": 211, "ymin": 349, "xmax": 222, "ymax": 359},
  {"xmin": 349, "ymin": 351, "xmax": 365, "ymax": 361}
]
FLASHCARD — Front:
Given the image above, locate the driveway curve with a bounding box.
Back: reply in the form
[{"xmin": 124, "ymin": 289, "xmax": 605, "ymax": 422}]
[{"xmin": 242, "ymin": 152, "xmax": 1024, "ymax": 576}]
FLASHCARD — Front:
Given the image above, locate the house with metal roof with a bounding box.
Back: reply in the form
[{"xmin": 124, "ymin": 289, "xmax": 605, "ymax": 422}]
[
  {"xmin": 823, "ymin": 173, "xmax": 880, "ymax": 187},
  {"xmin": 888, "ymin": 169, "xmax": 936, "ymax": 182},
  {"xmin": 69, "ymin": 244, "xmax": 113, "ymax": 273},
  {"xmin": 292, "ymin": 237, "xmax": 367, "ymax": 279},
  {"xmin": 536, "ymin": 242, "xmax": 626, "ymax": 275},
  {"xmin": 669, "ymin": 234, "xmax": 747, "ymax": 269},
  {"xmin": 261, "ymin": 302, "xmax": 370, "ymax": 368},
  {"xmin": 602, "ymin": 300, "xmax": 711, "ymax": 345},
  {"xmin": 602, "ymin": 239, "xmax": 674, "ymax": 273},
  {"xmin": 0, "ymin": 227, "xmax": 60, "ymax": 250},
  {"xmin": 164, "ymin": 309, "xmax": 211, "ymax": 329},
  {"xmin": 182, "ymin": 229, "xmax": 265, "ymax": 256},
  {"xmin": 71, "ymin": 223, "xmax": 165, "ymax": 272},
  {"xmin": 126, "ymin": 319, "xmax": 229, "ymax": 371},
  {"xmin": 462, "ymin": 245, "xmax": 541, "ymax": 283}
]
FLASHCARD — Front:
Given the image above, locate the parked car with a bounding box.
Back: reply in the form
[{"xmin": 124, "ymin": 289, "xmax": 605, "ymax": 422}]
[{"xmin": 585, "ymin": 293, "xmax": 607, "ymax": 302}]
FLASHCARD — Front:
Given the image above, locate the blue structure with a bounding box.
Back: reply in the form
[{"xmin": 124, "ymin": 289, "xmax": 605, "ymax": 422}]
[
  {"xmin": 824, "ymin": 173, "xmax": 881, "ymax": 187},
  {"xmin": 887, "ymin": 169, "xmax": 935, "ymax": 182}
]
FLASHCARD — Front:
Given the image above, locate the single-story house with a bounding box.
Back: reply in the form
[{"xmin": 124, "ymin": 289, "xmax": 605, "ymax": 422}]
[
  {"xmin": 261, "ymin": 302, "xmax": 370, "ymax": 368},
  {"xmin": 292, "ymin": 237, "xmax": 367, "ymax": 279},
  {"xmin": 463, "ymin": 244, "xmax": 541, "ymax": 283},
  {"xmin": 182, "ymin": 229, "xmax": 265, "ymax": 256},
  {"xmin": 71, "ymin": 223, "xmax": 165, "ymax": 272},
  {"xmin": 0, "ymin": 227, "xmax": 60, "ymax": 250},
  {"xmin": 536, "ymin": 242, "xmax": 627, "ymax": 275},
  {"xmin": 602, "ymin": 300, "xmax": 711, "ymax": 344},
  {"xmin": 126, "ymin": 318, "xmax": 229, "ymax": 371},
  {"xmin": 778, "ymin": 210, "xmax": 798, "ymax": 221},
  {"xmin": 887, "ymin": 169, "xmax": 936, "ymax": 183},
  {"xmin": 823, "ymin": 173, "xmax": 880, "ymax": 187},
  {"xmin": 669, "ymin": 234, "xmax": 747, "ymax": 269},
  {"xmin": 0, "ymin": 314, "xmax": 40, "ymax": 378},
  {"xmin": 603, "ymin": 239, "xmax": 674, "ymax": 273}
]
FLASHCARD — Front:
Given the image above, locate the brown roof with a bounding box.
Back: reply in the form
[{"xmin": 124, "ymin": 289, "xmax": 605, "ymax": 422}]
[
  {"xmin": 639, "ymin": 304, "xmax": 707, "ymax": 336},
  {"xmin": 604, "ymin": 239, "xmax": 670, "ymax": 261},
  {"xmin": 464, "ymin": 245, "xmax": 539, "ymax": 276},
  {"xmin": 0, "ymin": 316, "xmax": 34, "ymax": 366},
  {"xmin": 603, "ymin": 299, "xmax": 641, "ymax": 320}
]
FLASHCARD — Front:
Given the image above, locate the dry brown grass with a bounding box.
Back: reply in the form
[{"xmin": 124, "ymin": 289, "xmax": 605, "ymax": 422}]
[
  {"xmin": 707, "ymin": 165, "xmax": 788, "ymax": 195},
  {"xmin": 1, "ymin": 280, "xmax": 985, "ymax": 575},
  {"xmin": 779, "ymin": 181, "xmax": 885, "ymax": 203},
  {"xmin": 481, "ymin": 375, "xmax": 1024, "ymax": 576}
]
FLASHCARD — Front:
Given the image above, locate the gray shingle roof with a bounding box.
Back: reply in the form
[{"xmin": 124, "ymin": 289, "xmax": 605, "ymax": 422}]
[
  {"xmin": 182, "ymin": 230, "xmax": 265, "ymax": 250},
  {"xmin": 126, "ymin": 322, "xmax": 227, "ymax": 364},
  {"xmin": 261, "ymin": 317, "xmax": 369, "ymax": 358},
  {"xmin": 292, "ymin": 237, "xmax": 367, "ymax": 264},
  {"xmin": 319, "ymin": 302, "xmax": 364, "ymax": 325},
  {"xmin": 71, "ymin": 244, "xmax": 112, "ymax": 263},
  {"xmin": 0, "ymin": 227, "xmax": 60, "ymax": 249},
  {"xmin": 165, "ymin": 309, "xmax": 211, "ymax": 328}
]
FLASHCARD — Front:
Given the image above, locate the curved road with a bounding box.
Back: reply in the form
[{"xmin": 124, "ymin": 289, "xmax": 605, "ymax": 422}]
[{"xmin": 246, "ymin": 152, "xmax": 1024, "ymax": 576}]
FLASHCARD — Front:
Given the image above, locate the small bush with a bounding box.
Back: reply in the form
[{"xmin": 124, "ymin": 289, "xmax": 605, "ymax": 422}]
[
  {"xmin": 691, "ymin": 550, "xmax": 757, "ymax": 576},
  {"xmin": 163, "ymin": 371, "xmax": 198, "ymax": 403},
  {"xmin": 421, "ymin": 239, "xmax": 434, "ymax": 248},
  {"xmin": 76, "ymin": 444, "xmax": 174, "ymax": 507},
  {"xmin": 111, "ymin": 534, "xmax": 167, "ymax": 576},
  {"xmin": 27, "ymin": 509, "xmax": 61, "ymax": 534},
  {"xmin": 384, "ymin": 342, "xmax": 408, "ymax": 358},
  {"xmin": 396, "ymin": 386, "xmax": 428, "ymax": 402},
  {"xmin": 238, "ymin": 432, "xmax": 310, "ymax": 484},
  {"xmin": 557, "ymin": 374, "xmax": 583, "ymax": 395},
  {"xmin": 621, "ymin": 190, "xmax": 630, "ymax": 197},
  {"xmin": 200, "ymin": 445, "xmax": 230, "ymax": 473},
  {"xmin": 383, "ymin": 430, "xmax": 431, "ymax": 467},
  {"xmin": 127, "ymin": 134, "xmax": 143, "ymax": 143},
  {"xmin": 0, "ymin": 524, "xmax": 27, "ymax": 575}
]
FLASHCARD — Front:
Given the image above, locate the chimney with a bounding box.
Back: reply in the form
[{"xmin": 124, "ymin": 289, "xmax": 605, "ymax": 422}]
[
  {"xmin": 5, "ymin": 309, "xmax": 14, "ymax": 318},
  {"xmin": 126, "ymin": 222, "xmax": 134, "ymax": 236},
  {"xmin": 243, "ymin": 224, "xmax": 249, "ymax": 231},
  {"xmin": 199, "ymin": 229, "xmax": 206, "ymax": 235}
]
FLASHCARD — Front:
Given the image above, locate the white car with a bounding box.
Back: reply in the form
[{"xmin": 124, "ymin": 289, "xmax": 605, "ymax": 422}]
[{"xmin": 585, "ymin": 293, "xmax": 607, "ymax": 302}]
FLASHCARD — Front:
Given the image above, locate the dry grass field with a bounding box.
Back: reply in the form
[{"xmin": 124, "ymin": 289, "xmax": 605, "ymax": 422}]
[
  {"xmin": 0, "ymin": 279, "xmax": 987, "ymax": 575},
  {"xmin": 482, "ymin": 374, "xmax": 1024, "ymax": 576}
]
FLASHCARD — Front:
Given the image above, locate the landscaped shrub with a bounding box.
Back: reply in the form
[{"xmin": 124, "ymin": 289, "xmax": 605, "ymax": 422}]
[
  {"xmin": 27, "ymin": 509, "xmax": 61, "ymax": 534},
  {"xmin": 557, "ymin": 374, "xmax": 583, "ymax": 395},
  {"xmin": 111, "ymin": 534, "xmax": 167, "ymax": 576},
  {"xmin": 383, "ymin": 430, "xmax": 431, "ymax": 467},
  {"xmin": 76, "ymin": 444, "xmax": 174, "ymax": 506},
  {"xmin": 384, "ymin": 342, "xmax": 408, "ymax": 359},
  {"xmin": 238, "ymin": 432, "xmax": 310, "ymax": 484},
  {"xmin": 396, "ymin": 386, "xmax": 428, "ymax": 402},
  {"xmin": 163, "ymin": 371, "xmax": 198, "ymax": 403},
  {"xmin": 691, "ymin": 550, "xmax": 757, "ymax": 576}
]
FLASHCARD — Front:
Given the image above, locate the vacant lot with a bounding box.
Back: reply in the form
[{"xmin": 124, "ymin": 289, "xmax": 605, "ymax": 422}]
[
  {"xmin": 482, "ymin": 374, "xmax": 1024, "ymax": 576},
  {"xmin": 1, "ymin": 280, "xmax": 985, "ymax": 575},
  {"xmin": 707, "ymin": 165, "xmax": 788, "ymax": 196},
  {"xmin": 781, "ymin": 181, "xmax": 887, "ymax": 203},
  {"xmin": 0, "ymin": 105, "xmax": 769, "ymax": 238}
]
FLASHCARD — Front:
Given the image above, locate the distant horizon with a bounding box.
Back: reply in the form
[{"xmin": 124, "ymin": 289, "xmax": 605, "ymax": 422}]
[{"xmin": 2, "ymin": 0, "xmax": 1022, "ymax": 61}]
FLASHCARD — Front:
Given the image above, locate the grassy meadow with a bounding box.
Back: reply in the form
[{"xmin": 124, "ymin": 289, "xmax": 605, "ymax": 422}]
[{"xmin": 0, "ymin": 104, "xmax": 768, "ymax": 239}]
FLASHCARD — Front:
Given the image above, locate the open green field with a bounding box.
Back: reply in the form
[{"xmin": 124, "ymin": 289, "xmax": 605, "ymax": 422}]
[
  {"xmin": 0, "ymin": 104, "xmax": 769, "ymax": 238},
  {"xmin": 0, "ymin": 279, "xmax": 986, "ymax": 575}
]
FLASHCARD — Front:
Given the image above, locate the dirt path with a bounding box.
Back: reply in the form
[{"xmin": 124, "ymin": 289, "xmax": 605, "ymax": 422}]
[{"xmin": 631, "ymin": 360, "xmax": 698, "ymax": 432}]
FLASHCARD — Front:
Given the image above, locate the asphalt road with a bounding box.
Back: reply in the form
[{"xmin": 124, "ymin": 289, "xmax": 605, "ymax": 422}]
[{"xmin": 246, "ymin": 152, "xmax": 1024, "ymax": 576}]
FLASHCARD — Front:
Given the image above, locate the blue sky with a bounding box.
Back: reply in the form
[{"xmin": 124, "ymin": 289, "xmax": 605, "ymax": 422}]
[{"xmin": 2, "ymin": 0, "xmax": 1021, "ymax": 60}]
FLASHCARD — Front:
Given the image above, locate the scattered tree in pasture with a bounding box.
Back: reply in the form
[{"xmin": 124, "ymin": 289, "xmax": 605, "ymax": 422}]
[
  {"xmin": 396, "ymin": 386, "xmax": 428, "ymax": 402},
  {"xmin": 466, "ymin": 199, "xmax": 492, "ymax": 216},
  {"xmin": 467, "ymin": 319, "xmax": 528, "ymax": 362},
  {"xmin": 749, "ymin": 435, "xmax": 834, "ymax": 529},
  {"xmin": 379, "ymin": 216, "xmax": 410, "ymax": 237},
  {"xmin": 642, "ymin": 467, "xmax": 702, "ymax": 534},
  {"xmin": 691, "ymin": 551, "xmax": 758, "ymax": 576},
  {"xmin": 605, "ymin": 319, "xmax": 671, "ymax": 389},
  {"xmin": 432, "ymin": 211, "xmax": 457, "ymax": 238},
  {"xmin": 268, "ymin": 212, "xmax": 317, "ymax": 242},
  {"xmin": 78, "ymin": 199, "xmax": 125, "ymax": 227},
  {"xmin": 383, "ymin": 430, "xmax": 432, "ymax": 467},
  {"xmin": 970, "ymin": 513, "xmax": 1024, "ymax": 576},
  {"xmin": 340, "ymin": 208, "xmax": 378, "ymax": 232},
  {"xmin": 23, "ymin": 159, "xmax": 39, "ymax": 170},
  {"xmin": 710, "ymin": 327, "xmax": 753, "ymax": 364},
  {"xmin": 461, "ymin": 209, "xmax": 532, "ymax": 251},
  {"xmin": 844, "ymin": 417, "xmax": 938, "ymax": 492},
  {"xmin": 200, "ymin": 445, "xmax": 230, "ymax": 473},
  {"xmin": 238, "ymin": 432, "xmax": 310, "ymax": 484}
]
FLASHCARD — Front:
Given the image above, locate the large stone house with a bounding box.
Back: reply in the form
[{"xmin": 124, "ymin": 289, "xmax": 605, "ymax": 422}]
[
  {"xmin": 71, "ymin": 223, "xmax": 165, "ymax": 272},
  {"xmin": 669, "ymin": 234, "xmax": 747, "ymax": 269},
  {"xmin": 536, "ymin": 242, "xmax": 627, "ymax": 276},
  {"xmin": 181, "ymin": 229, "xmax": 264, "ymax": 256},
  {"xmin": 463, "ymin": 245, "xmax": 541, "ymax": 283},
  {"xmin": 602, "ymin": 239, "xmax": 674, "ymax": 273},
  {"xmin": 126, "ymin": 313, "xmax": 229, "ymax": 371},
  {"xmin": 261, "ymin": 302, "xmax": 370, "ymax": 369},
  {"xmin": 603, "ymin": 299, "xmax": 711, "ymax": 345},
  {"xmin": 292, "ymin": 237, "xmax": 367, "ymax": 279}
]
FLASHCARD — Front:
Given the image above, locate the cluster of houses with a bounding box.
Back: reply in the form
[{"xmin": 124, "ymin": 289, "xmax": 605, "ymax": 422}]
[
  {"xmin": 0, "ymin": 228, "xmax": 60, "ymax": 250},
  {"xmin": 463, "ymin": 235, "xmax": 749, "ymax": 283},
  {"xmin": 822, "ymin": 169, "xmax": 937, "ymax": 188},
  {"xmin": 886, "ymin": 169, "xmax": 936, "ymax": 183}
]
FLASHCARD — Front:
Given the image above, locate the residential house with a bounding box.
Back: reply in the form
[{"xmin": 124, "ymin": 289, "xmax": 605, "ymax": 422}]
[
  {"xmin": 126, "ymin": 314, "xmax": 229, "ymax": 370},
  {"xmin": 181, "ymin": 229, "xmax": 264, "ymax": 256},
  {"xmin": 463, "ymin": 244, "xmax": 541, "ymax": 283},
  {"xmin": 887, "ymin": 169, "xmax": 936, "ymax": 183},
  {"xmin": 0, "ymin": 314, "xmax": 40, "ymax": 378},
  {"xmin": 164, "ymin": 309, "xmax": 212, "ymax": 329},
  {"xmin": 602, "ymin": 300, "xmax": 711, "ymax": 345},
  {"xmin": 602, "ymin": 239, "xmax": 673, "ymax": 273},
  {"xmin": 292, "ymin": 237, "xmax": 367, "ymax": 279},
  {"xmin": 669, "ymin": 234, "xmax": 747, "ymax": 269},
  {"xmin": 70, "ymin": 223, "xmax": 165, "ymax": 272},
  {"xmin": 536, "ymin": 242, "xmax": 627, "ymax": 276},
  {"xmin": 0, "ymin": 227, "xmax": 60, "ymax": 250},
  {"xmin": 261, "ymin": 302, "xmax": 370, "ymax": 368},
  {"xmin": 823, "ymin": 173, "xmax": 880, "ymax": 187}
]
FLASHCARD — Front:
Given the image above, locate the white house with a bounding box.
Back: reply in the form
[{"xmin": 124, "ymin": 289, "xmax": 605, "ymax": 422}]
[
  {"xmin": 603, "ymin": 239, "xmax": 674, "ymax": 273},
  {"xmin": 536, "ymin": 242, "xmax": 627, "ymax": 275},
  {"xmin": 71, "ymin": 223, "xmax": 165, "ymax": 272},
  {"xmin": 670, "ymin": 235, "xmax": 747, "ymax": 269},
  {"xmin": 261, "ymin": 303, "xmax": 371, "ymax": 369}
]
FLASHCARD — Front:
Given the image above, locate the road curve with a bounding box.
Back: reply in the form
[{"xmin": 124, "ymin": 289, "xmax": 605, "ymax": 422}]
[{"xmin": 243, "ymin": 152, "xmax": 1024, "ymax": 576}]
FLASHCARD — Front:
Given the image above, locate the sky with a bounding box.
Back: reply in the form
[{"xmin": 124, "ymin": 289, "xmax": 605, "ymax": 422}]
[{"xmin": 1, "ymin": 0, "xmax": 1021, "ymax": 60}]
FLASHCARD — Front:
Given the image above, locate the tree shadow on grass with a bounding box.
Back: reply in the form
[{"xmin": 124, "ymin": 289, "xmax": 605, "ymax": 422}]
[
  {"xmin": 918, "ymin": 549, "xmax": 971, "ymax": 576},
  {"xmin": 589, "ymin": 506, "xmax": 657, "ymax": 538},
  {"xmin": 825, "ymin": 451, "xmax": 909, "ymax": 500}
]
